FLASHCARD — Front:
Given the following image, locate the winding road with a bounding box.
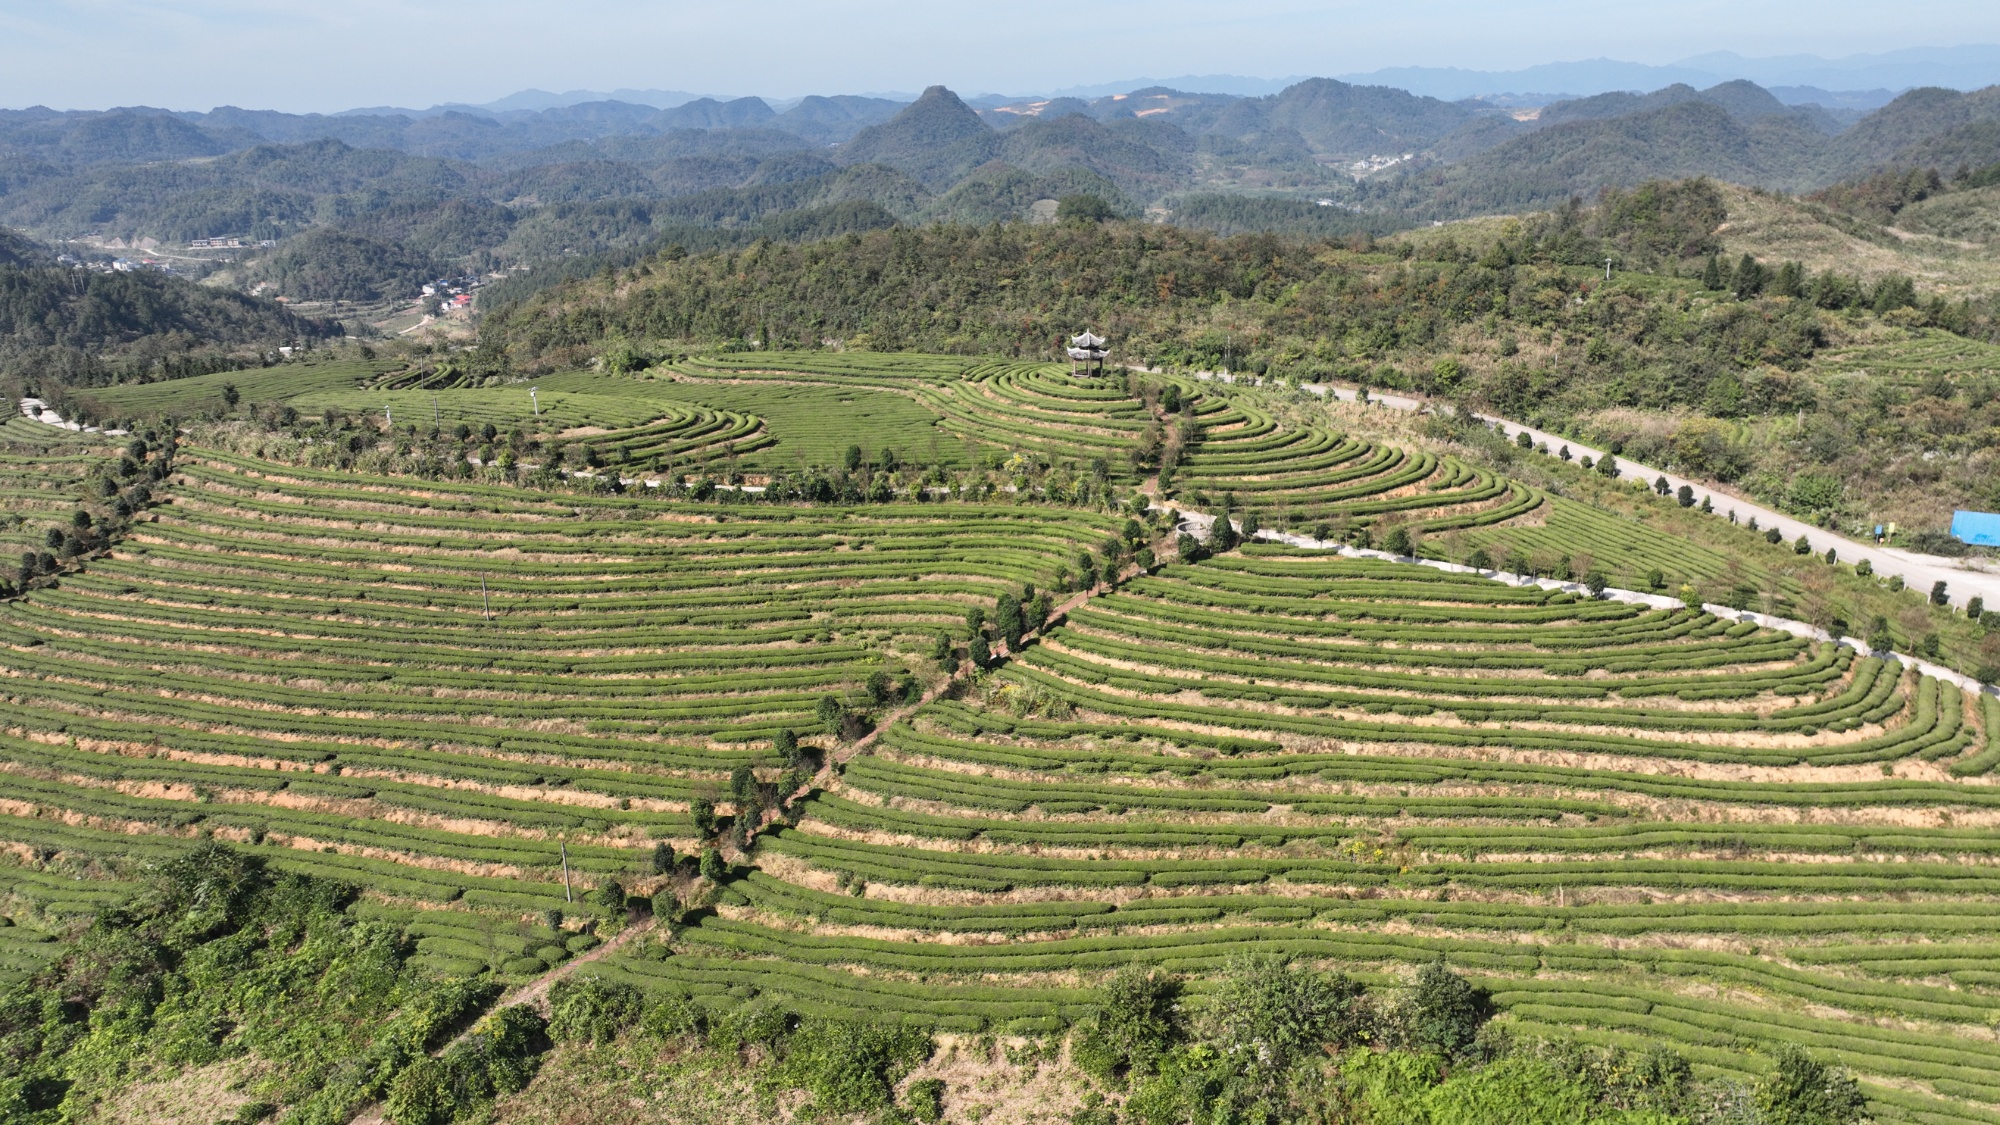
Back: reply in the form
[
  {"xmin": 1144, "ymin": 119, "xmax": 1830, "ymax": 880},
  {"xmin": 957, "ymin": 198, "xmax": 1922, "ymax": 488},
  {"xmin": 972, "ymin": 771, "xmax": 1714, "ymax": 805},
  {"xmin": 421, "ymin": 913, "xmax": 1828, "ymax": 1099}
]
[{"xmin": 1176, "ymin": 371, "xmax": 2000, "ymax": 613}]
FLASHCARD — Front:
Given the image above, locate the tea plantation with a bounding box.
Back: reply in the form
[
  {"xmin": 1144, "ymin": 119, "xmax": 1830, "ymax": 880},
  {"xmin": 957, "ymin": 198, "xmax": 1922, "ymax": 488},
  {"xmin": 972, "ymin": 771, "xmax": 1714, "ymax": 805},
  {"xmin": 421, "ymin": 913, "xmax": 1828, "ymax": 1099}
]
[{"xmin": 0, "ymin": 350, "xmax": 1994, "ymax": 1125}]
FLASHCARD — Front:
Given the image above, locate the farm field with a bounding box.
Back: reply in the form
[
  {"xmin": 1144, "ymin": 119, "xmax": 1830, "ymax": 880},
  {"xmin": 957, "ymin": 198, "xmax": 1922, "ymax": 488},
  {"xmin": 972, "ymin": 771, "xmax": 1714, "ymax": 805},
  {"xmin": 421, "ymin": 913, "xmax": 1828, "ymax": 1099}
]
[
  {"xmin": 663, "ymin": 354, "xmax": 1539, "ymax": 534},
  {"xmin": 75, "ymin": 357, "xmax": 388, "ymax": 419},
  {"xmin": 0, "ymin": 445, "xmax": 1121, "ymax": 984},
  {"xmin": 0, "ymin": 348, "xmax": 1996, "ymax": 1124},
  {"xmin": 590, "ymin": 545, "xmax": 2000, "ymax": 1124},
  {"xmin": 284, "ymin": 386, "xmax": 669, "ymax": 432},
  {"xmin": 536, "ymin": 370, "xmax": 972, "ymax": 466}
]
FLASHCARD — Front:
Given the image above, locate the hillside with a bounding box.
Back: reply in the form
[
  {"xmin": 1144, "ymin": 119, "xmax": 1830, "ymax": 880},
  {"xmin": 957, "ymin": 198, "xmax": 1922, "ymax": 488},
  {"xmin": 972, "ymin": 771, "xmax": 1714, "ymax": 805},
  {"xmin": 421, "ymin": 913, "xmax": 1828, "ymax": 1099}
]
[
  {"xmin": 0, "ymin": 228, "xmax": 338, "ymax": 389},
  {"xmin": 9, "ymin": 77, "xmax": 2000, "ymax": 308},
  {"xmin": 475, "ymin": 185, "xmax": 2000, "ymax": 539},
  {"xmin": 1368, "ymin": 82, "xmax": 2000, "ymax": 219},
  {"xmin": 0, "ymin": 351, "xmax": 1994, "ymax": 1125},
  {"xmin": 1710, "ymin": 182, "xmax": 2000, "ymax": 296}
]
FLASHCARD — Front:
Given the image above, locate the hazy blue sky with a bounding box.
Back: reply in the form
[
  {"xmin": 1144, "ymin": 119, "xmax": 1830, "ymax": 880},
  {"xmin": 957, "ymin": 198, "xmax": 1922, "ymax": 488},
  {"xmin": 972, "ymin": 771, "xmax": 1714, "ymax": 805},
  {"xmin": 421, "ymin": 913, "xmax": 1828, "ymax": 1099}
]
[{"xmin": 3, "ymin": 0, "xmax": 1998, "ymax": 111}]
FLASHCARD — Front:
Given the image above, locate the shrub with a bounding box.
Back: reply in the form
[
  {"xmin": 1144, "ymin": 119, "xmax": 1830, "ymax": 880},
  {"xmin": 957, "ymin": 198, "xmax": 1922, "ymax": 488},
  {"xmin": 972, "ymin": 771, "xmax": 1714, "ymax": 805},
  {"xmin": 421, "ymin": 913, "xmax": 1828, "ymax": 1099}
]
[
  {"xmin": 1076, "ymin": 966, "xmax": 1184, "ymax": 1081},
  {"xmin": 384, "ymin": 1056, "xmax": 455, "ymax": 1125},
  {"xmin": 1855, "ymin": 558, "xmax": 1872, "ymax": 577},
  {"xmin": 699, "ymin": 847, "xmax": 724, "ymax": 882},
  {"xmin": 1967, "ymin": 596, "xmax": 1984, "ymax": 621},
  {"xmin": 1931, "ymin": 580, "xmax": 1950, "ymax": 606},
  {"xmin": 640, "ymin": 994, "xmax": 706, "ymax": 1039},
  {"xmin": 548, "ymin": 977, "xmax": 644, "ymax": 1046},
  {"xmin": 1754, "ymin": 1045, "xmax": 1865, "ymax": 1125},
  {"xmin": 650, "ymin": 842, "xmax": 676, "ymax": 875},
  {"xmin": 707, "ymin": 1002, "xmax": 793, "ymax": 1052},
  {"xmin": 1766, "ymin": 527, "xmax": 1783, "ymax": 544},
  {"xmin": 1466, "ymin": 548, "xmax": 1493, "ymax": 571},
  {"xmin": 775, "ymin": 1018, "xmax": 933, "ymax": 1116},
  {"xmin": 1793, "ymin": 535, "xmax": 1812, "ymax": 556},
  {"xmin": 906, "ymin": 1077, "xmax": 946, "ymax": 1124},
  {"xmin": 1383, "ymin": 527, "xmax": 1413, "ymax": 557},
  {"xmin": 1676, "ymin": 484, "xmax": 1694, "ymax": 507},
  {"xmin": 1201, "ymin": 955, "xmax": 1369, "ymax": 1090}
]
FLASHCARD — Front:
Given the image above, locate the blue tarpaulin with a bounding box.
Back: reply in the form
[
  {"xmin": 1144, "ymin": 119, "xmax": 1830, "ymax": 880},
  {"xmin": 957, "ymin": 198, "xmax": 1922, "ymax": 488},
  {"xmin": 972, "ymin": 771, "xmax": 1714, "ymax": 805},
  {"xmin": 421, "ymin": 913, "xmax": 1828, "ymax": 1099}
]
[{"xmin": 1952, "ymin": 510, "xmax": 2000, "ymax": 547}]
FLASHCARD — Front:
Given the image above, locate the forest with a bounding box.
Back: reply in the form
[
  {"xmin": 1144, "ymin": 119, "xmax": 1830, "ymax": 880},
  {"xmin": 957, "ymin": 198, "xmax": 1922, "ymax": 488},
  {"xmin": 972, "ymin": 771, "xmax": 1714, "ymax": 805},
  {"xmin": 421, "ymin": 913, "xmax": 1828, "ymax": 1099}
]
[{"xmin": 0, "ymin": 229, "xmax": 336, "ymax": 386}]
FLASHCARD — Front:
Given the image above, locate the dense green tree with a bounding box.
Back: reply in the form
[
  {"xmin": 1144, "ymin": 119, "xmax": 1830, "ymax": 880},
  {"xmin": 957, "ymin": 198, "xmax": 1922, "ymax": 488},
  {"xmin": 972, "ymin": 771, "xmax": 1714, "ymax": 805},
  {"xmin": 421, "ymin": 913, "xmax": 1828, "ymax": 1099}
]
[{"xmin": 1403, "ymin": 961, "xmax": 1489, "ymax": 1055}]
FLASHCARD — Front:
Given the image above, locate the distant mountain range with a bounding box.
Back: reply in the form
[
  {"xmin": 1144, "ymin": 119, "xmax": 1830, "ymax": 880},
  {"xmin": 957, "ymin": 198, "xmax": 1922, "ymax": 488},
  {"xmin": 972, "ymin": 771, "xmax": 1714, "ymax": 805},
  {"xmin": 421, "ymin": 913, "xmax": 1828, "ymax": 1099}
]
[
  {"xmin": 1337, "ymin": 46, "xmax": 2000, "ymax": 103},
  {"xmin": 8, "ymin": 62, "xmax": 2000, "ymax": 310},
  {"xmin": 315, "ymin": 45, "xmax": 2000, "ymax": 123}
]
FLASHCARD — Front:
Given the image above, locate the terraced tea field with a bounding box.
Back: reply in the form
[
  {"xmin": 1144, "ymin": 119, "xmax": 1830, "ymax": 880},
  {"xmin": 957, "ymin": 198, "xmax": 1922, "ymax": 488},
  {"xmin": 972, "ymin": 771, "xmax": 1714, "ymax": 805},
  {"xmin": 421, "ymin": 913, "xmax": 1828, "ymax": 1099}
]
[
  {"xmin": 660, "ymin": 354, "xmax": 1539, "ymax": 532},
  {"xmin": 537, "ymin": 372, "xmax": 964, "ymax": 470},
  {"xmin": 0, "ymin": 447, "xmax": 1121, "ymax": 979},
  {"xmin": 576, "ymin": 546, "xmax": 1999, "ymax": 1125},
  {"xmin": 4, "ymin": 349, "xmax": 1998, "ymax": 1125}
]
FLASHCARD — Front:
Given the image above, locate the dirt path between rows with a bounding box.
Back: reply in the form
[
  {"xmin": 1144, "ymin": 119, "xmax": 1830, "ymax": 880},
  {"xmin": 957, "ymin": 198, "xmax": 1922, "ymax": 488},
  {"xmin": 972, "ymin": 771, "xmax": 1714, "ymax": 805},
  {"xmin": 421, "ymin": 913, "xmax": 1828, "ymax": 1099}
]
[
  {"xmin": 492, "ymin": 915, "xmax": 659, "ymax": 1019},
  {"xmin": 344, "ymin": 917, "xmax": 659, "ymax": 1124}
]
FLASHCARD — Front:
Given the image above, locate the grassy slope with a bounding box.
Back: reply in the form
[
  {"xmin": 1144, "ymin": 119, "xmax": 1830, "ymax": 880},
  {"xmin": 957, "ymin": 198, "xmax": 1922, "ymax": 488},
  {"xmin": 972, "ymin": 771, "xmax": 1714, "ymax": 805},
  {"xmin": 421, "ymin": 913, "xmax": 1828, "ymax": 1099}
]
[{"xmin": 1710, "ymin": 183, "xmax": 2000, "ymax": 299}]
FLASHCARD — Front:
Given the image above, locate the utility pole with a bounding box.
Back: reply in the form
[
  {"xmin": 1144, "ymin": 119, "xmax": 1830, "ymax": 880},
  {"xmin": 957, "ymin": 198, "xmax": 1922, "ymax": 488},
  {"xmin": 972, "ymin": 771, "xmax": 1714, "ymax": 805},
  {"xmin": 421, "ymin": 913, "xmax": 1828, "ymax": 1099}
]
[
  {"xmin": 530, "ymin": 387, "xmax": 539, "ymax": 416},
  {"xmin": 560, "ymin": 840, "xmax": 572, "ymax": 902},
  {"xmin": 1604, "ymin": 257, "xmax": 1613, "ymax": 281},
  {"xmin": 385, "ymin": 407, "xmax": 392, "ymax": 427},
  {"xmin": 432, "ymin": 393, "xmax": 439, "ymax": 424},
  {"xmin": 480, "ymin": 576, "xmax": 490, "ymax": 621}
]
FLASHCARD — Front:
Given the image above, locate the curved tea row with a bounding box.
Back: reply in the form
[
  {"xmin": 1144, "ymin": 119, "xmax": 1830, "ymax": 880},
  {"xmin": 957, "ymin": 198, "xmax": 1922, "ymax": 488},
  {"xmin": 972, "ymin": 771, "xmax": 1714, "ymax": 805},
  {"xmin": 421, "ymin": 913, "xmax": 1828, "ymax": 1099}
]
[
  {"xmin": 0, "ymin": 449, "xmax": 1120, "ymax": 978},
  {"xmin": 595, "ymin": 546, "xmax": 1999, "ymax": 1125}
]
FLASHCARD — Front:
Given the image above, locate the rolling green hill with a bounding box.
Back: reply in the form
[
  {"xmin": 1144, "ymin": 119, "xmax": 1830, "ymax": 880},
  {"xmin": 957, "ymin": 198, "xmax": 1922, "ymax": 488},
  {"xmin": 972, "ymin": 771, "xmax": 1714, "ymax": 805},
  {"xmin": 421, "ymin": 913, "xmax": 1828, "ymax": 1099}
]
[
  {"xmin": 0, "ymin": 349, "xmax": 1994, "ymax": 1124},
  {"xmin": 0, "ymin": 228, "xmax": 339, "ymax": 389}
]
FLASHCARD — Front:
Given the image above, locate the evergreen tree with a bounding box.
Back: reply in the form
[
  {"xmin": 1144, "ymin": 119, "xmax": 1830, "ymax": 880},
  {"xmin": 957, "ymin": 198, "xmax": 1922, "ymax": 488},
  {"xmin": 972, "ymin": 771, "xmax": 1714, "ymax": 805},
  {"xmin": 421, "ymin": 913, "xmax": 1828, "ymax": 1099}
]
[{"xmin": 1732, "ymin": 253, "xmax": 1767, "ymax": 298}]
